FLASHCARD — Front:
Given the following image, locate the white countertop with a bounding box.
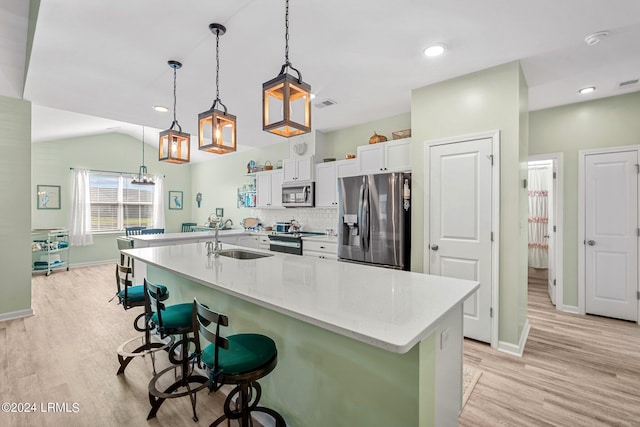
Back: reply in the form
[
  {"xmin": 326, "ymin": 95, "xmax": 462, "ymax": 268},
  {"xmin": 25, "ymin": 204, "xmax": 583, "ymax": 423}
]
[
  {"xmin": 124, "ymin": 243, "xmax": 478, "ymax": 353},
  {"xmin": 129, "ymin": 229, "xmax": 249, "ymax": 243}
]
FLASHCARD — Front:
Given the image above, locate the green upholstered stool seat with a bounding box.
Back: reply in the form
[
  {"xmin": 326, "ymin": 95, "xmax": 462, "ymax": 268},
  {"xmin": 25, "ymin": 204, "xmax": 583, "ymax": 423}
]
[
  {"xmin": 119, "ymin": 284, "xmax": 168, "ymax": 304},
  {"xmin": 201, "ymin": 334, "xmax": 277, "ymax": 376},
  {"xmin": 151, "ymin": 302, "xmax": 193, "ymax": 330}
]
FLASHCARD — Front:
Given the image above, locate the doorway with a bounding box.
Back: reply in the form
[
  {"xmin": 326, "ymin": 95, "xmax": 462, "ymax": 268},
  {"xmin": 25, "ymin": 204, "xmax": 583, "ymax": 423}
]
[
  {"xmin": 578, "ymin": 147, "xmax": 639, "ymax": 323},
  {"xmin": 424, "ymin": 130, "xmax": 500, "ymax": 347},
  {"xmin": 527, "ymin": 154, "xmax": 563, "ymax": 309}
]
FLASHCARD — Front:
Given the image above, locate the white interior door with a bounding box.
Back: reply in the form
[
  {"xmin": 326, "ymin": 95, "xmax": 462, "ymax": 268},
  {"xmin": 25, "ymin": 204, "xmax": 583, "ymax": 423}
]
[
  {"xmin": 585, "ymin": 151, "xmax": 638, "ymax": 322},
  {"xmin": 547, "ymin": 163, "xmax": 556, "ymax": 305},
  {"xmin": 429, "ymin": 138, "xmax": 493, "ymax": 343}
]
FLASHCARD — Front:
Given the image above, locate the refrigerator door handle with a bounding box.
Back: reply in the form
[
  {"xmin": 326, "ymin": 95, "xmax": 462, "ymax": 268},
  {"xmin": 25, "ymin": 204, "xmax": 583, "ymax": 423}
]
[
  {"xmin": 362, "ymin": 180, "xmax": 370, "ymax": 252},
  {"xmin": 358, "ymin": 181, "xmax": 365, "ymax": 250}
]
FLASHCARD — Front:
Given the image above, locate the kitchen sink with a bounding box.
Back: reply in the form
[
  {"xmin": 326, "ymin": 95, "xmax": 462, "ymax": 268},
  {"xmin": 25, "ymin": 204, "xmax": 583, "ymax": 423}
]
[{"xmin": 218, "ymin": 249, "xmax": 273, "ymax": 260}]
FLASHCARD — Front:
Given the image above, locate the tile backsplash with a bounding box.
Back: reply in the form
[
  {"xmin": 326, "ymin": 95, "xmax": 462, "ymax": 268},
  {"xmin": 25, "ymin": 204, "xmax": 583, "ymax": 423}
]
[{"xmin": 249, "ymin": 208, "xmax": 339, "ymax": 232}]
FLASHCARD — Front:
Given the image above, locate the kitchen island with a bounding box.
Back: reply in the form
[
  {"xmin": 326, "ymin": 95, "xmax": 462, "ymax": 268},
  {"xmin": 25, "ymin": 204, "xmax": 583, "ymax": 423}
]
[{"xmin": 123, "ymin": 243, "xmax": 478, "ymax": 427}]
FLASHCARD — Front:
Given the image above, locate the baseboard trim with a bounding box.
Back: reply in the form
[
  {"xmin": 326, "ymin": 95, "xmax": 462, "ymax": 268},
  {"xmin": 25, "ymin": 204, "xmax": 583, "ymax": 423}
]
[
  {"xmin": 0, "ymin": 308, "xmax": 34, "ymax": 323},
  {"xmin": 559, "ymin": 304, "xmax": 580, "ymax": 314},
  {"xmin": 497, "ymin": 319, "xmax": 530, "ymax": 357},
  {"xmin": 69, "ymin": 259, "xmax": 118, "ymax": 269}
]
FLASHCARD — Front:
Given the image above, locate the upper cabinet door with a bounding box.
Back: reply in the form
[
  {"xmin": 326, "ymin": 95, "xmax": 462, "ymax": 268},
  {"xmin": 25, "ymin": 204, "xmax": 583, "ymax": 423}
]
[
  {"xmin": 385, "ymin": 139, "xmax": 411, "ymax": 172},
  {"xmin": 283, "ymin": 159, "xmax": 298, "ymax": 182},
  {"xmin": 283, "ymin": 156, "xmax": 314, "ymax": 182},
  {"xmin": 357, "ymin": 144, "xmax": 385, "ymax": 174},
  {"xmin": 336, "ymin": 159, "xmax": 358, "ymax": 178},
  {"xmin": 315, "ymin": 163, "xmax": 338, "ymax": 207},
  {"xmin": 256, "ymin": 172, "xmax": 272, "ymax": 207},
  {"xmin": 296, "ymin": 157, "xmax": 313, "ymax": 181},
  {"xmin": 270, "ymin": 170, "xmax": 284, "ymax": 207},
  {"xmin": 356, "ymin": 139, "xmax": 411, "ymax": 174}
]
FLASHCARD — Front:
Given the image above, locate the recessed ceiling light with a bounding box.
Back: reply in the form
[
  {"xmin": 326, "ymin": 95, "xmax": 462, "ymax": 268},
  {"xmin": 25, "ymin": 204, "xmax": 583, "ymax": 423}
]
[
  {"xmin": 153, "ymin": 105, "xmax": 169, "ymax": 112},
  {"xmin": 310, "ymin": 92, "xmax": 317, "ymax": 100},
  {"xmin": 584, "ymin": 31, "xmax": 609, "ymax": 46},
  {"xmin": 579, "ymin": 86, "xmax": 596, "ymax": 94},
  {"xmin": 423, "ymin": 43, "xmax": 447, "ymax": 57}
]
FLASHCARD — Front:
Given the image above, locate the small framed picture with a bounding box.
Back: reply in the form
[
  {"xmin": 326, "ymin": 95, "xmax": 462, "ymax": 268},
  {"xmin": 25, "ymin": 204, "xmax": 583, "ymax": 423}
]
[
  {"xmin": 215, "ymin": 208, "xmax": 224, "ymax": 217},
  {"xmin": 37, "ymin": 185, "xmax": 61, "ymax": 210},
  {"xmin": 169, "ymin": 191, "xmax": 183, "ymax": 210}
]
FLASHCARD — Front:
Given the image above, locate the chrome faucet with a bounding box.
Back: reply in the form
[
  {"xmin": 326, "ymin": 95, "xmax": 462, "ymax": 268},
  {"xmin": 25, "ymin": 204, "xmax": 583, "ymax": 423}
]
[
  {"xmin": 214, "ymin": 226, "xmax": 222, "ymax": 254},
  {"xmin": 223, "ymin": 218, "xmax": 234, "ymax": 229},
  {"xmin": 205, "ymin": 229, "xmax": 222, "ymax": 257}
]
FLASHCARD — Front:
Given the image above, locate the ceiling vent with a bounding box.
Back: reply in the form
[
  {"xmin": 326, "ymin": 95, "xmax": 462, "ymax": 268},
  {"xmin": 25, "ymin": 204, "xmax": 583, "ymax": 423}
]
[
  {"xmin": 314, "ymin": 98, "xmax": 337, "ymax": 109},
  {"xmin": 618, "ymin": 79, "xmax": 639, "ymax": 89}
]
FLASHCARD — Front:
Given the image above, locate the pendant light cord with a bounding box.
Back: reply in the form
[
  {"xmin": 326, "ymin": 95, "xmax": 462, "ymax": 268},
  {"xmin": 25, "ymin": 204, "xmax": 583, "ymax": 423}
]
[
  {"xmin": 284, "ymin": 0, "xmax": 289, "ymax": 65},
  {"xmin": 169, "ymin": 62, "xmax": 182, "ymax": 132},
  {"xmin": 216, "ymin": 29, "xmax": 220, "ymax": 101},
  {"xmin": 211, "ymin": 27, "xmax": 228, "ymax": 113},
  {"xmin": 278, "ymin": 0, "xmax": 303, "ymax": 83},
  {"xmin": 142, "ymin": 126, "xmax": 145, "ymax": 167}
]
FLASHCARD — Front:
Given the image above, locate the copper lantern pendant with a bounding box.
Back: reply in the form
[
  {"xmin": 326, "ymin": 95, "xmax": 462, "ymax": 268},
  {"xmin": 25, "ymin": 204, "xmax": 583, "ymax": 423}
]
[
  {"xmin": 262, "ymin": 0, "xmax": 311, "ymax": 138},
  {"xmin": 199, "ymin": 23, "xmax": 237, "ymax": 154},
  {"xmin": 159, "ymin": 60, "xmax": 191, "ymax": 164}
]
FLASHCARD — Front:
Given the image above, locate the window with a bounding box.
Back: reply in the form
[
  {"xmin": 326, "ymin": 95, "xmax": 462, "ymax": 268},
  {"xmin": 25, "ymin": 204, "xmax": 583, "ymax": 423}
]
[{"xmin": 89, "ymin": 173, "xmax": 155, "ymax": 232}]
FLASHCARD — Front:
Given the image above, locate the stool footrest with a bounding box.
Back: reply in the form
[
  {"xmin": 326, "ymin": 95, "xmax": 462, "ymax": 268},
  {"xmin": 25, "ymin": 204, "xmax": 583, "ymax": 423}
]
[{"xmin": 116, "ymin": 334, "xmax": 174, "ymax": 376}]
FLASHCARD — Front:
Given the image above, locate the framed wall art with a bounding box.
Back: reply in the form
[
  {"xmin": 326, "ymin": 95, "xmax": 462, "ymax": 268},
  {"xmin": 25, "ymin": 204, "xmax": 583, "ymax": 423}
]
[
  {"xmin": 37, "ymin": 185, "xmax": 61, "ymax": 210},
  {"xmin": 169, "ymin": 190, "xmax": 183, "ymax": 210}
]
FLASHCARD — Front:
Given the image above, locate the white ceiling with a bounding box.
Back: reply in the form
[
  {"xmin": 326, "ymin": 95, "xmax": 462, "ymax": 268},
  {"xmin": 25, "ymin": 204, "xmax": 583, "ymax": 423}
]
[{"xmin": 5, "ymin": 0, "xmax": 640, "ymax": 162}]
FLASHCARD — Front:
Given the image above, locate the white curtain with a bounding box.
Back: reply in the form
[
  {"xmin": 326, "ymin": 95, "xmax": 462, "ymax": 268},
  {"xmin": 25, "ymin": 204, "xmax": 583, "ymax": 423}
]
[
  {"xmin": 152, "ymin": 175, "xmax": 165, "ymax": 229},
  {"xmin": 69, "ymin": 169, "xmax": 94, "ymax": 246},
  {"xmin": 528, "ymin": 167, "xmax": 550, "ymax": 268}
]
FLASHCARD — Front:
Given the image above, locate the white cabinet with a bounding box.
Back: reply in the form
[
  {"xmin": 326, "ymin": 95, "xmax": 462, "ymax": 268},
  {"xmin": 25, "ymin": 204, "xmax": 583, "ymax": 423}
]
[
  {"xmin": 258, "ymin": 235, "xmax": 270, "ymax": 250},
  {"xmin": 256, "ymin": 170, "xmax": 284, "ymax": 208},
  {"xmin": 283, "ymin": 156, "xmax": 314, "ymax": 182},
  {"xmin": 315, "ymin": 162, "xmax": 338, "ymax": 207},
  {"xmin": 357, "ymin": 138, "xmax": 411, "ymax": 174},
  {"xmin": 303, "ymin": 239, "xmax": 338, "ymax": 260},
  {"xmin": 236, "ymin": 235, "xmax": 260, "ymax": 249},
  {"xmin": 336, "ymin": 159, "xmax": 358, "ymax": 178},
  {"xmin": 315, "ymin": 159, "xmax": 358, "ymax": 207}
]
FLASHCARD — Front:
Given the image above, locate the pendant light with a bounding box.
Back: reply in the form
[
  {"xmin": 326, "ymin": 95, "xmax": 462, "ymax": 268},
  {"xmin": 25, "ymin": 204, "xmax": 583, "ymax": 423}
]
[
  {"xmin": 159, "ymin": 60, "xmax": 190, "ymax": 164},
  {"xmin": 198, "ymin": 23, "xmax": 237, "ymax": 154},
  {"xmin": 262, "ymin": 0, "xmax": 311, "ymax": 137},
  {"xmin": 132, "ymin": 126, "xmax": 155, "ymax": 185}
]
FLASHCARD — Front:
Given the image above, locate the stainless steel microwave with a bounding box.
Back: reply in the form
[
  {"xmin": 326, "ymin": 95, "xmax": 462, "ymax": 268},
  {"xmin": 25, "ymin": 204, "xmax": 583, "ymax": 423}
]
[{"xmin": 282, "ymin": 181, "xmax": 314, "ymax": 208}]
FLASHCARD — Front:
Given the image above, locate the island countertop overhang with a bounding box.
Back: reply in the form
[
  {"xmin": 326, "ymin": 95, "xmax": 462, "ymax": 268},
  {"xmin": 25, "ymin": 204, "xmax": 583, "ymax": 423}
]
[{"xmin": 123, "ymin": 242, "xmax": 478, "ymax": 354}]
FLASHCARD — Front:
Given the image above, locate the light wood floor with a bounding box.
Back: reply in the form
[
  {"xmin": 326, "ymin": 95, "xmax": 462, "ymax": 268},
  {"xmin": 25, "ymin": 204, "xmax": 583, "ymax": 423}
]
[
  {"xmin": 460, "ymin": 277, "xmax": 640, "ymax": 426},
  {"xmin": 2, "ymin": 264, "xmax": 639, "ymax": 426},
  {"xmin": 0, "ymin": 264, "xmax": 230, "ymax": 427}
]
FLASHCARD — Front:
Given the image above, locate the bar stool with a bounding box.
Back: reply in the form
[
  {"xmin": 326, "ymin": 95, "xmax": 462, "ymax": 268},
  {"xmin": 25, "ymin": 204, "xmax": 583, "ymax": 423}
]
[
  {"xmin": 114, "ymin": 264, "xmax": 172, "ymax": 375},
  {"xmin": 182, "ymin": 222, "xmax": 197, "ymax": 232},
  {"xmin": 192, "ymin": 298, "xmax": 286, "ymax": 427},
  {"xmin": 145, "ymin": 279, "xmax": 209, "ymax": 421}
]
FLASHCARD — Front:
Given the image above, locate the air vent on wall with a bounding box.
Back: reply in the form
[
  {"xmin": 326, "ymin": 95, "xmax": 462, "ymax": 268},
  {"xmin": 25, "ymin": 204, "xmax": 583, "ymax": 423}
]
[
  {"xmin": 618, "ymin": 79, "xmax": 639, "ymax": 89},
  {"xmin": 314, "ymin": 98, "xmax": 337, "ymax": 109}
]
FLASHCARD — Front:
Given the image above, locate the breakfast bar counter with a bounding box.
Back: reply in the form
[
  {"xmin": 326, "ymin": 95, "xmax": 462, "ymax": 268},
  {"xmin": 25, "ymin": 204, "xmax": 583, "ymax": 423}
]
[{"xmin": 124, "ymin": 242, "xmax": 478, "ymax": 426}]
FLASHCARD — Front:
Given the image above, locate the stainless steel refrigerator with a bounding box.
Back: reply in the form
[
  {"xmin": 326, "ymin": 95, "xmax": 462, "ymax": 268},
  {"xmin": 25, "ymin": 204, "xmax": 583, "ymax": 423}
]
[{"xmin": 337, "ymin": 172, "xmax": 411, "ymax": 270}]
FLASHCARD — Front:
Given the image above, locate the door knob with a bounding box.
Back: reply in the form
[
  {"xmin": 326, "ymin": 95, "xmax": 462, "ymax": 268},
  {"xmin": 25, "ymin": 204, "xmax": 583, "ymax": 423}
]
[
  {"xmin": 431, "ymin": 244, "xmax": 439, "ymax": 251},
  {"xmin": 587, "ymin": 240, "xmax": 596, "ymax": 246}
]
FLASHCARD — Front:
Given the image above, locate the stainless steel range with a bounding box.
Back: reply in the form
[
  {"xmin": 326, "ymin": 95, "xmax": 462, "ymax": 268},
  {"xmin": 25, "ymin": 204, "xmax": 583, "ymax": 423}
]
[{"xmin": 268, "ymin": 232, "xmax": 323, "ymax": 255}]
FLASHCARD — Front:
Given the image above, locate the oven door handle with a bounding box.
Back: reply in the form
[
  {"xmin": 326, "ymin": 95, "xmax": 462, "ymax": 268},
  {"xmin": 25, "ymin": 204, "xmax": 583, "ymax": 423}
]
[{"xmin": 269, "ymin": 240, "xmax": 301, "ymax": 248}]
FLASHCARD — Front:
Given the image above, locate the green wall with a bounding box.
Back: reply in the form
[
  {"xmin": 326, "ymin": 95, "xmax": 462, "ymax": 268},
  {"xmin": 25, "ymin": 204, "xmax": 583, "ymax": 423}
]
[
  {"xmin": 410, "ymin": 61, "xmax": 529, "ymax": 346},
  {"xmin": 0, "ymin": 95, "xmax": 32, "ymax": 317},
  {"xmin": 190, "ymin": 141, "xmax": 289, "ymax": 226},
  {"xmin": 529, "ymin": 91, "xmax": 640, "ymax": 307},
  {"xmin": 323, "ymin": 113, "xmax": 411, "ymax": 160},
  {"xmin": 31, "ymin": 132, "xmax": 192, "ymax": 265}
]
